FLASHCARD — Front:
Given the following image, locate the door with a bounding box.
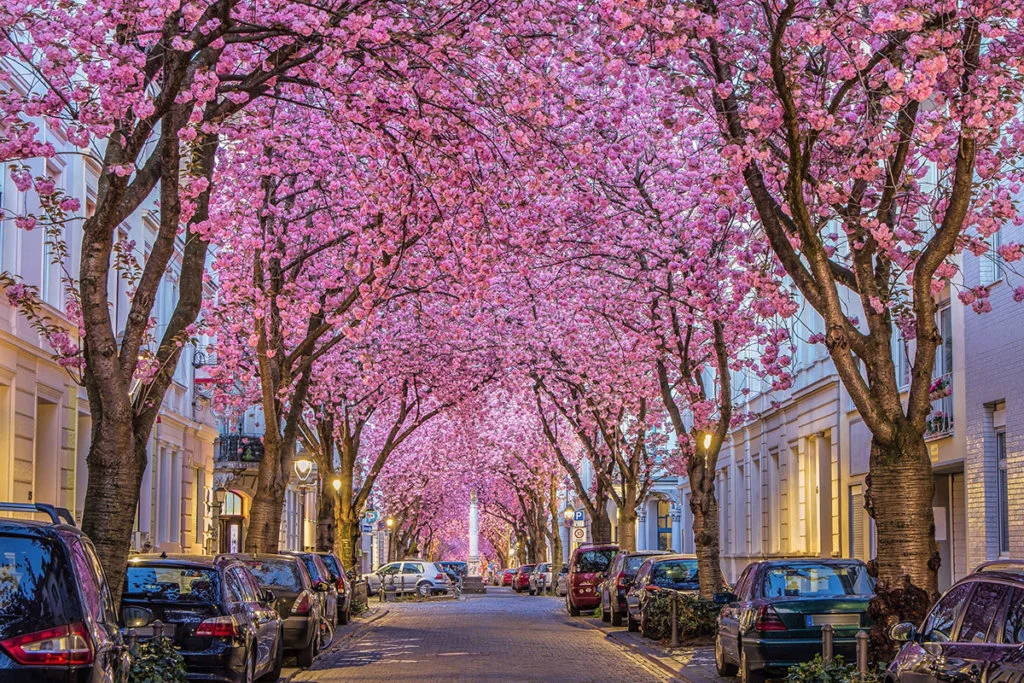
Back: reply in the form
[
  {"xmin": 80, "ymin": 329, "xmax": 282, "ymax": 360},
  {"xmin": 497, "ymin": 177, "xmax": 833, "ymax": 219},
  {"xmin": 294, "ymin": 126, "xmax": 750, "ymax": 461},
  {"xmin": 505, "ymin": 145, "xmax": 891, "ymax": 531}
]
[
  {"xmin": 894, "ymin": 582, "xmax": 974, "ymax": 683},
  {"xmin": 937, "ymin": 582, "xmax": 1010, "ymax": 681},
  {"xmin": 237, "ymin": 567, "xmax": 279, "ymax": 674},
  {"xmin": 720, "ymin": 564, "xmax": 756, "ymax": 663},
  {"xmin": 73, "ymin": 538, "xmax": 130, "ymax": 683},
  {"xmin": 402, "ymin": 562, "xmax": 425, "ymax": 592}
]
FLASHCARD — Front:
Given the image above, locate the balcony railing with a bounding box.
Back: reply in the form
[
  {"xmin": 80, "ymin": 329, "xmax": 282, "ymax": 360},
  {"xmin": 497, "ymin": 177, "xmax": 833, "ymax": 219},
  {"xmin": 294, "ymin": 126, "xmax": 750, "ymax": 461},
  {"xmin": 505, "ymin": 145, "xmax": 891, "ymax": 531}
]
[
  {"xmin": 924, "ymin": 372, "xmax": 953, "ymax": 439},
  {"xmin": 216, "ymin": 434, "xmax": 264, "ymax": 463}
]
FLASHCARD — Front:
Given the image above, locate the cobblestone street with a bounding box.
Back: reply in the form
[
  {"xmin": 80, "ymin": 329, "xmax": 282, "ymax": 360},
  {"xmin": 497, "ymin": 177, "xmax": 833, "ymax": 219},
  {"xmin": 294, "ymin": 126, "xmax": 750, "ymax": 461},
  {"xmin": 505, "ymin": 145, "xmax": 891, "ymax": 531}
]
[{"xmin": 291, "ymin": 588, "xmax": 676, "ymax": 682}]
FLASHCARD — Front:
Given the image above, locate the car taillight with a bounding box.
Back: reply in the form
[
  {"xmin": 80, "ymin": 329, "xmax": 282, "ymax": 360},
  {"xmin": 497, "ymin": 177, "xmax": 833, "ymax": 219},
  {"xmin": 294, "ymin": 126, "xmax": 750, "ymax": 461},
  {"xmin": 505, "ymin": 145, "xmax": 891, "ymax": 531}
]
[
  {"xmin": 644, "ymin": 584, "xmax": 661, "ymax": 593},
  {"xmin": 0, "ymin": 622, "xmax": 93, "ymax": 666},
  {"xmin": 292, "ymin": 592, "xmax": 311, "ymax": 615},
  {"xmin": 753, "ymin": 604, "xmax": 787, "ymax": 631},
  {"xmin": 336, "ymin": 577, "xmax": 346, "ymax": 593},
  {"xmin": 435, "ymin": 573, "xmax": 446, "ymax": 581},
  {"xmin": 195, "ymin": 616, "xmax": 239, "ymax": 638}
]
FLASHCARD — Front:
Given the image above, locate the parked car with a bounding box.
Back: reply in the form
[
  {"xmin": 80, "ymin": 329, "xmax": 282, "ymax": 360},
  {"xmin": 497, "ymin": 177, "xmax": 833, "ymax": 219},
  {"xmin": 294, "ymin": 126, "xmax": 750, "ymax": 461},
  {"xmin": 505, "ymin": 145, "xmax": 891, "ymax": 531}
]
[
  {"xmin": 0, "ymin": 502, "xmax": 130, "ymax": 683},
  {"xmin": 555, "ymin": 565, "xmax": 569, "ymax": 597},
  {"xmin": 227, "ymin": 553, "xmax": 325, "ymax": 667},
  {"xmin": 513, "ymin": 565, "xmax": 536, "ymax": 593},
  {"xmin": 437, "ymin": 562, "xmax": 468, "ymax": 581},
  {"xmin": 312, "ymin": 552, "xmax": 352, "ymax": 625},
  {"xmin": 887, "ymin": 560, "xmax": 1024, "ymax": 683},
  {"xmin": 529, "ymin": 564, "xmax": 553, "ymax": 595},
  {"xmin": 501, "ymin": 568, "xmax": 516, "ymax": 587},
  {"xmin": 123, "ymin": 554, "xmax": 283, "ymax": 682},
  {"xmin": 566, "ymin": 543, "xmax": 619, "ymax": 616},
  {"xmin": 364, "ymin": 570, "xmax": 382, "ymax": 596},
  {"xmin": 601, "ymin": 550, "xmax": 669, "ymax": 626},
  {"xmin": 624, "ymin": 554, "xmax": 701, "ymax": 635},
  {"xmin": 714, "ymin": 558, "xmax": 875, "ymax": 682},
  {"xmin": 282, "ymin": 551, "xmax": 338, "ymax": 630},
  {"xmin": 375, "ymin": 561, "xmax": 453, "ymax": 596}
]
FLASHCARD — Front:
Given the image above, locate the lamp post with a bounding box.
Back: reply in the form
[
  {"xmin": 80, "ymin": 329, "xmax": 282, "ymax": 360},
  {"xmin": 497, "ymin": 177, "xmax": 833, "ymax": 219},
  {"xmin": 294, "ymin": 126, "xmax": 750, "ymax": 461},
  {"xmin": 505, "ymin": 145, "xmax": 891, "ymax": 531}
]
[
  {"xmin": 293, "ymin": 457, "xmax": 314, "ymax": 550},
  {"xmin": 702, "ymin": 432, "xmax": 713, "ymax": 450},
  {"xmin": 211, "ymin": 485, "xmax": 227, "ymax": 554},
  {"xmin": 385, "ymin": 516, "xmax": 394, "ymax": 563}
]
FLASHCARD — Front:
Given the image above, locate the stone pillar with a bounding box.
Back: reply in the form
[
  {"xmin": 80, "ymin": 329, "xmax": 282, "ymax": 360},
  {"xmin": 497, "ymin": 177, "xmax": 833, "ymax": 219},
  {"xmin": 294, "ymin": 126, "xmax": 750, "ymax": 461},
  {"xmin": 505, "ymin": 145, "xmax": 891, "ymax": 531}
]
[
  {"xmin": 671, "ymin": 501, "xmax": 683, "ymax": 553},
  {"xmin": 468, "ymin": 491, "xmax": 480, "ymax": 575},
  {"xmin": 636, "ymin": 506, "xmax": 647, "ymax": 551}
]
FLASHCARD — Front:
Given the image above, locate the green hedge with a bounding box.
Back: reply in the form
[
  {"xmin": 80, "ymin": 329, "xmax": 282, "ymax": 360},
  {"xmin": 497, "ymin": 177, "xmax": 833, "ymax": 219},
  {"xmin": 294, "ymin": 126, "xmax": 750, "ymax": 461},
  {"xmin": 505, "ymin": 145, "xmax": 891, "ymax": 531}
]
[
  {"xmin": 785, "ymin": 655, "xmax": 884, "ymax": 683},
  {"xmin": 129, "ymin": 636, "xmax": 187, "ymax": 683},
  {"xmin": 640, "ymin": 592, "xmax": 720, "ymax": 642}
]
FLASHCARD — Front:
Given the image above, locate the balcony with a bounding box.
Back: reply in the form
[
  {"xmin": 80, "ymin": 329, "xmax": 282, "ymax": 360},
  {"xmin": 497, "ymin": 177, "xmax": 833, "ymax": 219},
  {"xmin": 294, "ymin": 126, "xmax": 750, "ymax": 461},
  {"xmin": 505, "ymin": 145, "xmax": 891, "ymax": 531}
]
[
  {"xmin": 924, "ymin": 372, "xmax": 953, "ymax": 440},
  {"xmin": 216, "ymin": 434, "xmax": 264, "ymax": 465}
]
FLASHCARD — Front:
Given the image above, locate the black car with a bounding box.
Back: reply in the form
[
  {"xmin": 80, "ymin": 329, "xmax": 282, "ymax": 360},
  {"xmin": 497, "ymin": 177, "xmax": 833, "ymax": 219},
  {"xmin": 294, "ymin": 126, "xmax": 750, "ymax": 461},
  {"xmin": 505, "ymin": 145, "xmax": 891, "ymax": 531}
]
[
  {"xmin": 600, "ymin": 550, "xmax": 668, "ymax": 626},
  {"xmin": 312, "ymin": 553, "xmax": 352, "ymax": 626},
  {"xmin": 228, "ymin": 554, "xmax": 324, "ymax": 667},
  {"xmin": 437, "ymin": 562, "xmax": 468, "ymax": 579},
  {"xmin": 122, "ymin": 554, "xmax": 283, "ymax": 683},
  {"xmin": 0, "ymin": 503, "xmax": 129, "ymax": 683},
  {"xmin": 887, "ymin": 560, "xmax": 1024, "ymax": 683},
  {"xmin": 715, "ymin": 558, "xmax": 874, "ymax": 682},
  {"xmin": 282, "ymin": 552, "xmax": 338, "ymax": 631}
]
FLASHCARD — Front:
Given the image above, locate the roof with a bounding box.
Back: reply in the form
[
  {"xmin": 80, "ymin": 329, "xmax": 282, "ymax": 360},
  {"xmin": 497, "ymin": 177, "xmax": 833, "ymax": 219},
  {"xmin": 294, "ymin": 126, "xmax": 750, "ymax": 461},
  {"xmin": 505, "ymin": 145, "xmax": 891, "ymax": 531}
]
[
  {"xmin": 0, "ymin": 517, "xmax": 82, "ymax": 540},
  {"xmin": 757, "ymin": 558, "xmax": 867, "ymax": 567},
  {"xmin": 127, "ymin": 553, "xmax": 223, "ymax": 568},
  {"xmin": 220, "ymin": 552, "xmax": 301, "ymax": 563}
]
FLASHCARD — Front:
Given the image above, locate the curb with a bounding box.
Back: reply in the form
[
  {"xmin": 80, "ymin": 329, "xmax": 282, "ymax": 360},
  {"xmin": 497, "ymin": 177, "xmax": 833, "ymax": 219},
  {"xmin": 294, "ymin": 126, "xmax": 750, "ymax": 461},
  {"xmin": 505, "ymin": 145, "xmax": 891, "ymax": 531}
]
[
  {"xmin": 280, "ymin": 609, "xmax": 392, "ymax": 682},
  {"xmin": 574, "ymin": 616, "xmax": 700, "ymax": 683}
]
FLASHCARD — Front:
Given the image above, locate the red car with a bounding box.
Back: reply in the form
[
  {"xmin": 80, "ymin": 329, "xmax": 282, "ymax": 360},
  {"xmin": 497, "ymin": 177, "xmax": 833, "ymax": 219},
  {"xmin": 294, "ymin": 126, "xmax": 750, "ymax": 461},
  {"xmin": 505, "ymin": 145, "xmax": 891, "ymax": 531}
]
[
  {"xmin": 513, "ymin": 565, "xmax": 536, "ymax": 593},
  {"xmin": 566, "ymin": 543, "xmax": 618, "ymax": 616},
  {"xmin": 501, "ymin": 568, "xmax": 516, "ymax": 586}
]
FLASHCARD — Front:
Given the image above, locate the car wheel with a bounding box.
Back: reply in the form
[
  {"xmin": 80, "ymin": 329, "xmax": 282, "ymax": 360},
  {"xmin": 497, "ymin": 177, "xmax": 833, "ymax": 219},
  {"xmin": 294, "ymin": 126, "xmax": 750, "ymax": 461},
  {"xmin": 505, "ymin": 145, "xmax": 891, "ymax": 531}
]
[
  {"xmin": 601, "ymin": 602, "xmax": 611, "ymax": 623},
  {"xmin": 339, "ymin": 605, "xmax": 350, "ymax": 626},
  {"xmin": 627, "ymin": 609, "xmax": 639, "ymax": 632},
  {"xmin": 261, "ymin": 630, "xmax": 284, "ymax": 682},
  {"xmin": 740, "ymin": 646, "xmax": 764, "ymax": 683},
  {"xmin": 295, "ymin": 631, "xmax": 317, "ymax": 668},
  {"xmin": 567, "ymin": 594, "xmax": 581, "ymax": 617},
  {"xmin": 715, "ymin": 634, "xmax": 738, "ymax": 677},
  {"xmin": 417, "ymin": 582, "xmax": 431, "ymax": 598},
  {"xmin": 611, "ymin": 607, "xmax": 623, "ymax": 627},
  {"xmin": 529, "ymin": 588, "xmax": 536, "ymax": 596}
]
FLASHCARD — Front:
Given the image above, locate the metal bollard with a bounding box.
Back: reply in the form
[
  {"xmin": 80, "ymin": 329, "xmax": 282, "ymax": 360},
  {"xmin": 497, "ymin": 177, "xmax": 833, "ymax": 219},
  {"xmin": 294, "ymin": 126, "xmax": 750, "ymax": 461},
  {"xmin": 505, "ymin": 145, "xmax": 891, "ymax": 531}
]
[
  {"xmin": 856, "ymin": 630, "xmax": 869, "ymax": 674},
  {"xmin": 152, "ymin": 620, "xmax": 164, "ymax": 639},
  {"xmin": 127, "ymin": 629, "xmax": 138, "ymax": 650},
  {"xmin": 821, "ymin": 623, "xmax": 834, "ymax": 664},
  {"xmin": 669, "ymin": 592, "xmax": 679, "ymax": 647}
]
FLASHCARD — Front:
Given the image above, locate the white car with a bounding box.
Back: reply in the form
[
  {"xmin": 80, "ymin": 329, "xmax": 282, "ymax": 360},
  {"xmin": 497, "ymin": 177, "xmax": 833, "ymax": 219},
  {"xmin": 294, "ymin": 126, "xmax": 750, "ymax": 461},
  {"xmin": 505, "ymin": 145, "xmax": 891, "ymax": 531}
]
[{"xmin": 375, "ymin": 560, "xmax": 453, "ymax": 597}]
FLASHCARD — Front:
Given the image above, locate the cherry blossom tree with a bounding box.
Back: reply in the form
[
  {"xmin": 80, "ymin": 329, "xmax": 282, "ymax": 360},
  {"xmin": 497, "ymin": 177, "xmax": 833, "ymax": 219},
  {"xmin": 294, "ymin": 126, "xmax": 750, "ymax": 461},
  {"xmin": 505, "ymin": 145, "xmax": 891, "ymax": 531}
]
[{"xmin": 608, "ymin": 0, "xmax": 1024, "ymax": 638}]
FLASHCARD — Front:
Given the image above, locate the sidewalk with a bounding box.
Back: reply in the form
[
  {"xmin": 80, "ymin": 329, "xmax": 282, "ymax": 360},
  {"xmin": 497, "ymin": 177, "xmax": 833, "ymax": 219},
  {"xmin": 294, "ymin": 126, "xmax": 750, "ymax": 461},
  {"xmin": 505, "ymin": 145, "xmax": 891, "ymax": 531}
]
[
  {"xmin": 280, "ymin": 606, "xmax": 391, "ymax": 681},
  {"xmin": 578, "ymin": 616, "xmax": 721, "ymax": 682}
]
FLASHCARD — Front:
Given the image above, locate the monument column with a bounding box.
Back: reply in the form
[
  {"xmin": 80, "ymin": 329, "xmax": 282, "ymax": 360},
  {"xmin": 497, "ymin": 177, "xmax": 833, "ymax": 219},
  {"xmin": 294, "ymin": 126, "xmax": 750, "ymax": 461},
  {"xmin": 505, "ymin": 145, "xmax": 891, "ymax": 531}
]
[{"xmin": 468, "ymin": 491, "xmax": 480, "ymax": 574}]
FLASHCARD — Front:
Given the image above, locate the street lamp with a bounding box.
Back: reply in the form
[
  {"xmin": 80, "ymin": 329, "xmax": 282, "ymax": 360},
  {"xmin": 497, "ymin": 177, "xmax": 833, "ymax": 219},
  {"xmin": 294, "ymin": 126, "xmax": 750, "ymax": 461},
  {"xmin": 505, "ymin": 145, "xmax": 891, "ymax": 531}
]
[
  {"xmin": 702, "ymin": 432, "xmax": 713, "ymax": 450},
  {"xmin": 385, "ymin": 517, "xmax": 394, "ymax": 529},
  {"xmin": 332, "ymin": 478, "xmax": 342, "ymax": 493},
  {"xmin": 563, "ymin": 505, "xmax": 575, "ymax": 522}
]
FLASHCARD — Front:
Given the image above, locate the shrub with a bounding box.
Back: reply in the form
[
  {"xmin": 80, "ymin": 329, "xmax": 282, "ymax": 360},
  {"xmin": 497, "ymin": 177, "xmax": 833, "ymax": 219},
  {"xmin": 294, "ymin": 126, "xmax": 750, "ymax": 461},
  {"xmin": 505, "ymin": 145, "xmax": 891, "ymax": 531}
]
[
  {"xmin": 129, "ymin": 636, "xmax": 187, "ymax": 683},
  {"xmin": 640, "ymin": 592, "xmax": 720, "ymax": 642},
  {"xmin": 785, "ymin": 655, "xmax": 884, "ymax": 683}
]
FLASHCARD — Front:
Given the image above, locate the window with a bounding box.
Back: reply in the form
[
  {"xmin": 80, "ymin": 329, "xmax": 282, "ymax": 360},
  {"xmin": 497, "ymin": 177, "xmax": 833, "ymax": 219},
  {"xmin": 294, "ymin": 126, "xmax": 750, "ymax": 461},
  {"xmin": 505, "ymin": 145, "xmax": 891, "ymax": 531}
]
[
  {"xmin": 997, "ymin": 431, "xmax": 1009, "ymax": 555},
  {"xmin": 758, "ymin": 563, "xmax": 874, "ymax": 599},
  {"xmin": 922, "ymin": 583, "xmax": 973, "ymax": 642},
  {"xmin": 766, "ymin": 449, "xmax": 780, "ymax": 554},
  {"xmin": 194, "ymin": 468, "xmax": 205, "ymax": 547},
  {"xmin": 223, "ymin": 491, "xmax": 243, "ymax": 516},
  {"xmin": 957, "ymin": 582, "xmax": 1008, "ymax": 643},
  {"xmin": 980, "ymin": 227, "xmax": 1004, "ymax": 285},
  {"xmin": 891, "ymin": 326, "xmax": 911, "ymax": 389},
  {"xmin": 1003, "ymin": 588, "xmax": 1024, "ymax": 644},
  {"xmin": 657, "ymin": 499, "xmax": 672, "ymax": 551},
  {"xmin": 849, "ymin": 485, "xmax": 865, "ymax": 559},
  {"xmin": 124, "ymin": 565, "xmax": 220, "ymax": 602}
]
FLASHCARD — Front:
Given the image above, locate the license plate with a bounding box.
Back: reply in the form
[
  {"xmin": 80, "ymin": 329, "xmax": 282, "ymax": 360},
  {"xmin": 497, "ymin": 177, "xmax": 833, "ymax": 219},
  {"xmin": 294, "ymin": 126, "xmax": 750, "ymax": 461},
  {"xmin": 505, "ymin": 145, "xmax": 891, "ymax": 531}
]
[{"xmin": 807, "ymin": 614, "xmax": 861, "ymax": 627}]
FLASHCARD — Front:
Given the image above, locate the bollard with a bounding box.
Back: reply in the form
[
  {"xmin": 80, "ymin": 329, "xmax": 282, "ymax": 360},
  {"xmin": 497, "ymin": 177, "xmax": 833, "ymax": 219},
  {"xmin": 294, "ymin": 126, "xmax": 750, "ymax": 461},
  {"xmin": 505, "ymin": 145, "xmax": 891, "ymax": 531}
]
[
  {"xmin": 127, "ymin": 629, "xmax": 138, "ymax": 651},
  {"xmin": 821, "ymin": 623, "xmax": 834, "ymax": 664},
  {"xmin": 856, "ymin": 630, "xmax": 869, "ymax": 674},
  {"xmin": 152, "ymin": 620, "xmax": 164, "ymax": 639},
  {"xmin": 670, "ymin": 591, "xmax": 680, "ymax": 648}
]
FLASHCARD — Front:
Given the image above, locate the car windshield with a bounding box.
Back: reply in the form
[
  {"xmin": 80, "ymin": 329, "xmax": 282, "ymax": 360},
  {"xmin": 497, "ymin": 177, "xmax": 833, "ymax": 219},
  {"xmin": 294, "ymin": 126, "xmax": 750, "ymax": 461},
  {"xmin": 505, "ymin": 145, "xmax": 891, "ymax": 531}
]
[
  {"xmin": 575, "ymin": 549, "xmax": 616, "ymax": 573},
  {"xmin": 0, "ymin": 535, "xmax": 79, "ymax": 638},
  {"xmin": 299, "ymin": 556, "xmax": 326, "ymax": 583},
  {"xmin": 520, "ymin": 566, "xmax": 535, "ymax": 573},
  {"xmin": 760, "ymin": 563, "xmax": 874, "ymax": 599},
  {"xmin": 245, "ymin": 559, "xmax": 303, "ymax": 591},
  {"xmin": 124, "ymin": 565, "xmax": 220, "ymax": 602},
  {"xmin": 319, "ymin": 555, "xmax": 342, "ymax": 579},
  {"xmin": 650, "ymin": 560, "xmax": 699, "ymax": 588},
  {"xmin": 626, "ymin": 556, "xmax": 656, "ymax": 573}
]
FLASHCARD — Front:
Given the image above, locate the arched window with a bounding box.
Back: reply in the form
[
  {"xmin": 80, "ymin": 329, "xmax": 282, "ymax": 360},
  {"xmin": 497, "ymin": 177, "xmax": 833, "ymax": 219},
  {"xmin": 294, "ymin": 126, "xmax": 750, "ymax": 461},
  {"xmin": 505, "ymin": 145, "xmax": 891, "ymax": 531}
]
[{"xmin": 223, "ymin": 491, "xmax": 244, "ymax": 517}]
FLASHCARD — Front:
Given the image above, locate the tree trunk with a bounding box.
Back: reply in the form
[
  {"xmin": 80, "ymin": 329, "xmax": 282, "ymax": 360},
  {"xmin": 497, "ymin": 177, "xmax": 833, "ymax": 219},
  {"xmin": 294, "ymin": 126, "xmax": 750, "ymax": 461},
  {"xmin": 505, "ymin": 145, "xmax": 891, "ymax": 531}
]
[
  {"xmin": 591, "ymin": 506, "xmax": 613, "ymax": 544},
  {"xmin": 317, "ymin": 490, "xmax": 335, "ymax": 552},
  {"xmin": 548, "ymin": 479, "xmax": 564, "ymax": 576},
  {"xmin": 617, "ymin": 480, "xmax": 639, "ymax": 551},
  {"xmin": 244, "ymin": 437, "xmax": 289, "ymax": 554},
  {"xmin": 334, "ymin": 465, "xmax": 360, "ymax": 571},
  {"xmin": 865, "ymin": 430, "xmax": 938, "ymax": 660},
  {"xmin": 80, "ymin": 420, "xmax": 145, "ymax": 608},
  {"xmin": 689, "ymin": 457, "xmax": 724, "ymax": 599}
]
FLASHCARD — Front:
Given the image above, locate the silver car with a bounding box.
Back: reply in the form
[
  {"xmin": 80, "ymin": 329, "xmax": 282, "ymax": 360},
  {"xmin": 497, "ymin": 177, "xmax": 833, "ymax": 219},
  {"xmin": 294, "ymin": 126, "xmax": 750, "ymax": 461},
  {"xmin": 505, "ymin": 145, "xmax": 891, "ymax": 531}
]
[
  {"xmin": 529, "ymin": 563, "xmax": 553, "ymax": 595},
  {"xmin": 555, "ymin": 565, "xmax": 569, "ymax": 596},
  {"xmin": 376, "ymin": 560, "xmax": 452, "ymax": 597}
]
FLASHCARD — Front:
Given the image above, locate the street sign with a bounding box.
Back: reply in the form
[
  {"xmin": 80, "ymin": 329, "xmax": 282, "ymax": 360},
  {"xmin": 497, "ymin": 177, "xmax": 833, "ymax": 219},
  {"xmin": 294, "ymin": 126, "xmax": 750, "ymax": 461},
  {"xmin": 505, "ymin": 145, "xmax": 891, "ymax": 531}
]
[
  {"xmin": 573, "ymin": 509, "xmax": 585, "ymax": 522},
  {"xmin": 361, "ymin": 522, "xmax": 372, "ymax": 533},
  {"xmin": 573, "ymin": 520, "xmax": 585, "ymax": 528},
  {"xmin": 573, "ymin": 527, "xmax": 585, "ymax": 540},
  {"xmin": 365, "ymin": 510, "xmax": 379, "ymax": 523}
]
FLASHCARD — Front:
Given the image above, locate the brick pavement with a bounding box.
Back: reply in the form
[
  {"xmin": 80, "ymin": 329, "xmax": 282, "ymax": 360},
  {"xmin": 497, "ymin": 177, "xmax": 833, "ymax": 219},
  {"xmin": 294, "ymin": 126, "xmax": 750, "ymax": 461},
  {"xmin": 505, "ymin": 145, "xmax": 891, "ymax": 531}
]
[{"xmin": 292, "ymin": 588, "xmax": 678, "ymax": 682}]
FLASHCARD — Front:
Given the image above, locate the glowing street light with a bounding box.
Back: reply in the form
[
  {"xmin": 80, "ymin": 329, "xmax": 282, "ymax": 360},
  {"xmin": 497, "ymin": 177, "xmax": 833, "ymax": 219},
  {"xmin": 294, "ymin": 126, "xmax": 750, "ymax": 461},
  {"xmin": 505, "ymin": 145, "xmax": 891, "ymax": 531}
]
[
  {"xmin": 332, "ymin": 478, "xmax": 342, "ymax": 493},
  {"xmin": 293, "ymin": 456, "xmax": 314, "ymax": 483},
  {"xmin": 563, "ymin": 506, "xmax": 575, "ymax": 522},
  {"xmin": 702, "ymin": 432, "xmax": 713, "ymax": 450},
  {"xmin": 386, "ymin": 517, "xmax": 394, "ymax": 529}
]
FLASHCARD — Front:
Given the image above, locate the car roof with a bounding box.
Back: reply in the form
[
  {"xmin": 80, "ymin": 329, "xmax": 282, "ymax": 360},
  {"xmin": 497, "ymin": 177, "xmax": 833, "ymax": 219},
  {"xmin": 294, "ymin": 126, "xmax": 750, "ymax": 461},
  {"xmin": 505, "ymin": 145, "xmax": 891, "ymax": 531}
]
[
  {"xmin": 757, "ymin": 558, "xmax": 866, "ymax": 568},
  {"xmin": 220, "ymin": 552, "xmax": 302, "ymax": 564},
  {"xmin": 959, "ymin": 560, "xmax": 1024, "ymax": 587},
  {"xmin": 0, "ymin": 517, "xmax": 83, "ymax": 540},
  {"xmin": 128, "ymin": 553, "xmax": 232, "ymax": 568},
  {"xmin": 623, "ymin": 550, "xmax": 671, "ymax": 557}
]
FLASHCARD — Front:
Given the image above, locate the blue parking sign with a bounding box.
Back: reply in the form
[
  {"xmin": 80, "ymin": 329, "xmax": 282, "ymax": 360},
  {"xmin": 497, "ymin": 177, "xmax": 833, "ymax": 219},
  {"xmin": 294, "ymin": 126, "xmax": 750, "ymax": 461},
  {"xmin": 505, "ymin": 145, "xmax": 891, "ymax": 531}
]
[{"xmin": 574, "ymin": 509, "xmax": 585, "ymax": 522}]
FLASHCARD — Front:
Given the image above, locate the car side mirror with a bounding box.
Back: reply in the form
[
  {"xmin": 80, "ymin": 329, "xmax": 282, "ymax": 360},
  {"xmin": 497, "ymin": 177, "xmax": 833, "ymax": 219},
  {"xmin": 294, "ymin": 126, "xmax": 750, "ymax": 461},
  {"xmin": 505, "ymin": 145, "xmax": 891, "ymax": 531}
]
[
  {"xmin": 713, "ymin": 592, "xmax": 737, "ymax": 605},
  {"xmin": 260, "ymin": 589, "xmax": 276, "ymax": 604},
  {"xmin": 889, "ymin": 622, "xmax": 917, "ymax": 643},
  {"xmin": 315, "ymin": 581, "xmax": 330, "ymax": 593}
]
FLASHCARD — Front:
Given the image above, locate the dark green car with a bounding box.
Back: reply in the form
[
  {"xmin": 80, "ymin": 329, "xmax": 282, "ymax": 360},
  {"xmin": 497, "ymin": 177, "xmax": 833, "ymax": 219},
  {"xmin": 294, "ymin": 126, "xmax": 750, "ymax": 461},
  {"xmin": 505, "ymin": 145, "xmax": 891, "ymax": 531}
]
[{"xmin": 714, "ymin": 559, "xmax": 875, "ymax": 682}]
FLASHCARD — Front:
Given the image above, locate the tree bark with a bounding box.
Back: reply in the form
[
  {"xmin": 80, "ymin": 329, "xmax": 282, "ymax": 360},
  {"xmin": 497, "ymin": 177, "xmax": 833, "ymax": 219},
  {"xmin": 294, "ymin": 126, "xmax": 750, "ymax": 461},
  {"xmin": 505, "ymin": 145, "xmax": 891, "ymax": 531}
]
[
  {"xmin": 317, "ymin": 489, "xmax": 335, "ymax": 553},
  {"xmin": 244, "ymin": 435, "xmax": 290, "ymax": 554},
  {"xmin": 865, "ymin": 430, "xmax": 937, "ymax": 660},
  {"xmin": 688, "ymin": 455, "xmax": 724, "ymax": 599},
  {"xmin": 617, "ymin": 479, "xmax": 639, "ymax": 551},
  {"xmin": 591, "ymin": 505, "xmax": 613, "ymax": 544}
]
